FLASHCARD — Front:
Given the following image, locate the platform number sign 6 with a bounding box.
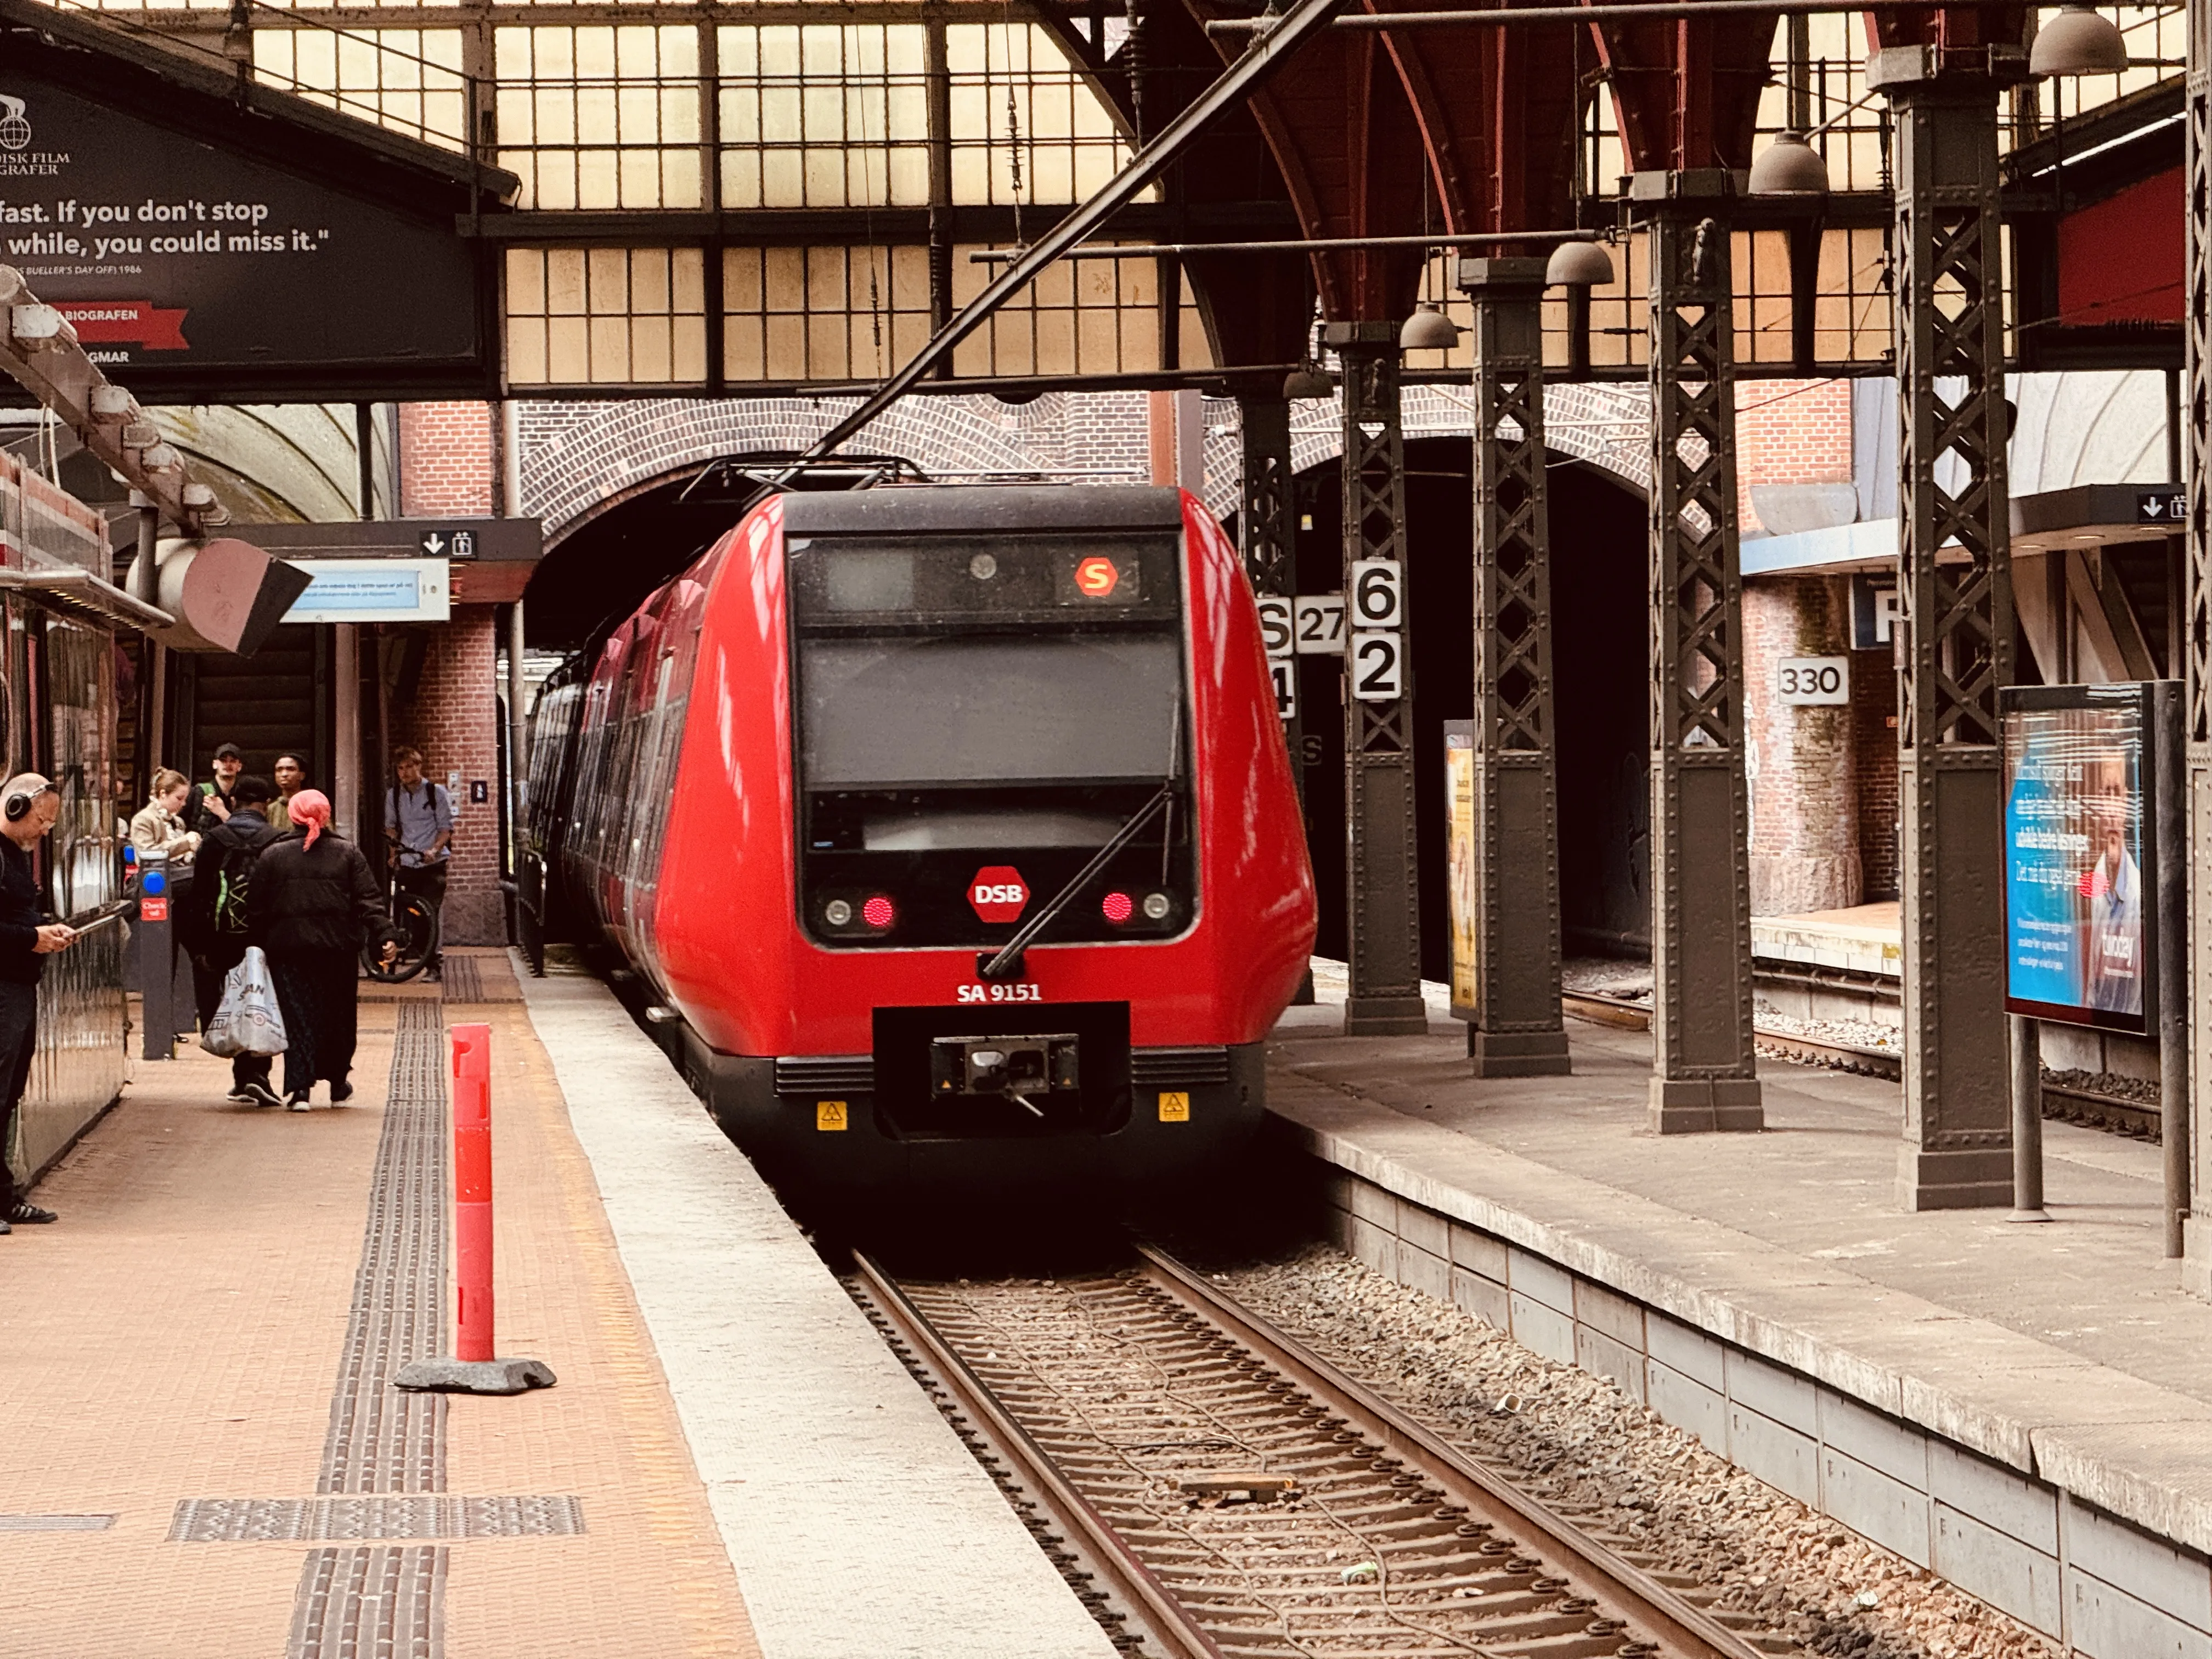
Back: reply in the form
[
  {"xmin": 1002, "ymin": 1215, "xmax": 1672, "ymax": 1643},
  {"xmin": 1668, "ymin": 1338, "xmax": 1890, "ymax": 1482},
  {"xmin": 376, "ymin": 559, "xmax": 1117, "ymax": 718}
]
[
  {"xmin": 1255, "ymin": 595, "xmax": 1294, "ymax": 658},
  {"xmin": 1350, "ymin": 559, "xmax": 1402, "ymax": 629}
]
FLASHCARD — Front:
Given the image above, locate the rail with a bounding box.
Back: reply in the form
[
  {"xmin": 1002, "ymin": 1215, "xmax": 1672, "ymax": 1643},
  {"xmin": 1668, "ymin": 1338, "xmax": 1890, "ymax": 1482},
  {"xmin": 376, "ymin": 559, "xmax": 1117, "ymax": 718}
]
[{"xmin": 855, "ymin": 1245, "xmax": 1771, "ymax": 1659}]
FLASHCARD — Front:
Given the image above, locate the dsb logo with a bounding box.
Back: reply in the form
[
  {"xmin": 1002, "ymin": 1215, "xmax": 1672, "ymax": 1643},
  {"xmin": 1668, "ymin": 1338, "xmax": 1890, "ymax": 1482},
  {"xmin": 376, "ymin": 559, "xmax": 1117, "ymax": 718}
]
[{"xmin": 969, "ymin": 865, "xmax": 1028, "ymax": 922}]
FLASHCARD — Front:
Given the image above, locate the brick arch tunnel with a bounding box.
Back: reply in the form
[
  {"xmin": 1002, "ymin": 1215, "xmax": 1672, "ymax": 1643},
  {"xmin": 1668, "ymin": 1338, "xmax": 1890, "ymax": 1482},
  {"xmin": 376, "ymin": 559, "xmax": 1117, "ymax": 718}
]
[{"xmin": 1282, "ymin": 440, "xmax": 1650, "ymax": 981}]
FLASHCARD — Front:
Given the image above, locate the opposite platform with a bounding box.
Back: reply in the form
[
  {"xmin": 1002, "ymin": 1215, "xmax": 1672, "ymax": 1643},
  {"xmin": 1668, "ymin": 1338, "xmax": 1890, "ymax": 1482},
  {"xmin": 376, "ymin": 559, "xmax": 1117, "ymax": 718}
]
[{"xmin": 1270, "ymin": 990, "xmax": 2212, "ymax": 1658}]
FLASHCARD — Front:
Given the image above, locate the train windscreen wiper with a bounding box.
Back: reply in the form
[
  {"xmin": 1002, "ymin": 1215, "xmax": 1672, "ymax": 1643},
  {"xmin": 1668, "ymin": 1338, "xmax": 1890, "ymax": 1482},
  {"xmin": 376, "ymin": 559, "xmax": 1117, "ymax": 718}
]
[{"xmin": 977, "ymin": 720, "xmax": 1180, "ymax": 983}]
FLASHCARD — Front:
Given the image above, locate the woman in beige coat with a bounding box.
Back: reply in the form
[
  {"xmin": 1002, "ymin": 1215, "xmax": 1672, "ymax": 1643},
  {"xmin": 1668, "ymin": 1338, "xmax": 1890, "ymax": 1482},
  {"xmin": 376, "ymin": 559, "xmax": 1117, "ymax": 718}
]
[{"xmin": 129, "ymin": 769, "xmax": 201, "ymax": 864}]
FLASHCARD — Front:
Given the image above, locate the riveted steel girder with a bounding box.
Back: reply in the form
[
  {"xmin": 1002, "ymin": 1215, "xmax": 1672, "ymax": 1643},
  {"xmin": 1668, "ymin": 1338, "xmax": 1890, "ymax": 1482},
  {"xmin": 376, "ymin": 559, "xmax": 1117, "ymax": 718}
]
[
  {"xmin": 1875, "ymin": 46, "xmax": 2019, "ymax": 1210},
  {"xmin": 1239, "ymin": 392, "xmax": 1304, "ymax": 805},
  {"xmin": 1329, "ymin": 322, "xmax": 1427, "ymax": 1035},
  {"xmin": 1458, "ymin": 257, "xmax": 1569, "ymax": 1076},
  {"xmin": 1640, "ymin": 179, "xmax": 1763, "ymax": 1134},
  {"xmin": 2182, "ymin": 0, "xmax": 2212, "ymax": 1295}
]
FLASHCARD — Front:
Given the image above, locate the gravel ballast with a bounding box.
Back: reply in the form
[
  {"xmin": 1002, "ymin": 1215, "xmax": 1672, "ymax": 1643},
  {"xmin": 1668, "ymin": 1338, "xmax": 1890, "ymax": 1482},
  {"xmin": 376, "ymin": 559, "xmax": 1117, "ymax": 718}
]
[{"xmin": 1217, "ymin": 1246, "xmax": 2056, "ymax": 1659}]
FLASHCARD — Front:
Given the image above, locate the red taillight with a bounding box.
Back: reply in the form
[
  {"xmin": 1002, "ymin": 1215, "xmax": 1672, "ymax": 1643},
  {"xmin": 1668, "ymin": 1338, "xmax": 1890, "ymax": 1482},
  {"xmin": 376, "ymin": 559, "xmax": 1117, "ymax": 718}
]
[
  {"xmin": 1101, "ymin": 890, "xmax": 1133, "ymax": 923},
  {"xmin": 862, "ymin": 895, "xmax": 895, "ymax": 929}
]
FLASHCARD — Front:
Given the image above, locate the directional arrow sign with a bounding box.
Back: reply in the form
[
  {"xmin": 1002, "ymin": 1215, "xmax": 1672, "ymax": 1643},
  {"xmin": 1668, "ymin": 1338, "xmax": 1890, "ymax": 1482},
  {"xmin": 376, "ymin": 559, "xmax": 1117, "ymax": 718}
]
[{"xmin": 420, "ymin": 531, "xmax": 448, "ymax": 557}]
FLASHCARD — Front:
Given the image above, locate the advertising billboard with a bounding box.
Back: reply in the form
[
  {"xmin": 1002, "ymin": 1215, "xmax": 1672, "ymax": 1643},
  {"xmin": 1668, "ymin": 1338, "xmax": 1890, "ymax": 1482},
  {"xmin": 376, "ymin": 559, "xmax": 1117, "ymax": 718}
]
[
  {"xmin": 2000, "ymin": 683, "xmax": 2158, "ymax": 1034},
  {"xmin": 0, "ymin": 48, "xmax": 499, "ymax": 399}
]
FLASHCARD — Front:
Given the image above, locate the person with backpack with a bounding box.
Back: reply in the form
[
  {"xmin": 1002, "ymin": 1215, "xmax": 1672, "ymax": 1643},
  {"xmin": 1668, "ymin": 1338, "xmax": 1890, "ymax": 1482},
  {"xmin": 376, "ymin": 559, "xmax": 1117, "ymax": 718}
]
[
  {"xmin": 183, "ymin": 774, "xmax": 287, "ymax": 1108},
  {"xmin": 251, "ymin": 790, "xmax": 399, "ymax": 1109}
]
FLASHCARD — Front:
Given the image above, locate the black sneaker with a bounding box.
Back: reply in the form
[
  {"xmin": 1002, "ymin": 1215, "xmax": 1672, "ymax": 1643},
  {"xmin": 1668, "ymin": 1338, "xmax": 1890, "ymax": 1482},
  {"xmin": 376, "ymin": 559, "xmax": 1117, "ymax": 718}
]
[
  {"xmin": 242, "ymin": 1081, "xmax": 284, "ymax": 1110},
  {"xmin": 7, "ymin": 1201, "xmax": 57, "ymax": 1224},
  {"xmin": 330, "ymin": 1079, "xmax": 354, "ymax": 1104},
  {"xmin": 0, "ymin": 1215, "xmax": 12, "ymax": 1235}
]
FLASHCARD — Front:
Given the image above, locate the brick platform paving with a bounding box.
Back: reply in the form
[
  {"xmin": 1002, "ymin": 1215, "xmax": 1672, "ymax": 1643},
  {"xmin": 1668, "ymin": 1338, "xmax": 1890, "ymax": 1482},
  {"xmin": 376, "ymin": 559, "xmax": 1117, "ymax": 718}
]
[{"xmin": 0, "ymin": 994, "xmax": 759, "ymax": 1657}]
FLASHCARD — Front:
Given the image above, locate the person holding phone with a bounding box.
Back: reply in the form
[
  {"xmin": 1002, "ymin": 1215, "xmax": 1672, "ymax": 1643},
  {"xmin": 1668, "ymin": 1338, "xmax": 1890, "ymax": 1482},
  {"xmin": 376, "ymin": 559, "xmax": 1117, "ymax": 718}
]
[{"xmin": 0, "ymin": 773, "xmax": 73, "ymax": 1231}]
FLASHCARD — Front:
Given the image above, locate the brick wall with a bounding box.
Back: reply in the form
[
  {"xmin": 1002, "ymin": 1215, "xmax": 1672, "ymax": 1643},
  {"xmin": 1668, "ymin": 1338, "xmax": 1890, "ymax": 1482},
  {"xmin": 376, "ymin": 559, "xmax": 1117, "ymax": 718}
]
[
  {"xmin": 1743, "ymin": 575, "xmax": 1862, "ymax": 916},
  {"xmin": 388, "ymin": 605, "xmax": 501, "ymax": 946},
  {"xmin": 1736, "ymin": 379, "xmax": 1853, "ymax": 537},
  {"xmin": 399, "ymin": 402, "xmax": 495, "ymax": 516},
  {"xmin": 388, "ymin": 405, "xmax": 502, "ymax": 944}
]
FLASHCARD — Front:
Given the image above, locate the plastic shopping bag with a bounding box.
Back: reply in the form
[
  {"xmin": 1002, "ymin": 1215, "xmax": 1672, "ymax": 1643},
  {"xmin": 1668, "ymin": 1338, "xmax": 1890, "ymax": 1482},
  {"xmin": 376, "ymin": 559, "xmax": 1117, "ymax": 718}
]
[{"xmin": 204, "ymin": 946, "xmax": 287, "ymax": 1058}]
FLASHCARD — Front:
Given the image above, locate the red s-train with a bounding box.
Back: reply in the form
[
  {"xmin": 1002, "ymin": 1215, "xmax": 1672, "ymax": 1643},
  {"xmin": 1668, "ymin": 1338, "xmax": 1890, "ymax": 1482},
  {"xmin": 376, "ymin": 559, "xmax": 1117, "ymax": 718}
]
[{"xmin": 521, "ymin": 484, "xmax": 1314, "ymax": 1193}]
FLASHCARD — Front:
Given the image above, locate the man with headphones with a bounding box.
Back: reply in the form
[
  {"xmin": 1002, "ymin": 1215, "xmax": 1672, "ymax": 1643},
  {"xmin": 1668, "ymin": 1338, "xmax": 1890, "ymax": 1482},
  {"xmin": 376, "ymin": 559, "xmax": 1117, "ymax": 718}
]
[{"xmin": 0, "ymin": 772, "xmax": 73, "ymax": 1233}]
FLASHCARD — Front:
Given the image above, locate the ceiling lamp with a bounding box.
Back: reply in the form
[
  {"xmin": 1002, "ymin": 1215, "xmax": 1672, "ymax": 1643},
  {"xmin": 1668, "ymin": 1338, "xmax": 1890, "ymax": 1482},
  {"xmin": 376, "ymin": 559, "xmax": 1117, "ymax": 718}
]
[
  {"xmin": 1544, "ymin": 240, "xmax": 1615, "ymax": 289},
  {"xmin": 2031, "ymin": 6, "xmax": 2129, "ymax": 75},
  {"xmin": 1283, "ymin": 364, "xmax": 1336, "ymax": 399},
  {"xmin": 1399, "ymin": 302, "xmax": 1461, "ymax": 352},
  {"xmin": 1748, "ymin": 131, "xmax": 1831, "ymax": 197}
]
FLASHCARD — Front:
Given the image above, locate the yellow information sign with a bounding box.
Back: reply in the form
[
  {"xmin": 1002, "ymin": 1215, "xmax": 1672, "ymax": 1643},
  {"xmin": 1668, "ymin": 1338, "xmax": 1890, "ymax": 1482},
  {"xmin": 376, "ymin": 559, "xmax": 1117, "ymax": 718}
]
[
  {"xmin": 1444, "ymin": 724, "xmax": 1477, "ymax": 1016},
  {"xmin": 1158, "ymin": 1092, "xmax": 1190, "ymax": 1122},
  {"xmin": 816, "ymin": 1099, "xmax": 849, "ymax": 1131}
]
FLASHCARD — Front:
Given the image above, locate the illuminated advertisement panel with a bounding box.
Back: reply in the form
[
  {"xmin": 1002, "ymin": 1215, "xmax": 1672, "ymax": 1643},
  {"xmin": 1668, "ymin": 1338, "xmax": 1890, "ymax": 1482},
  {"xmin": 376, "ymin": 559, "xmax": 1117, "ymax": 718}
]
[{"xmin": 2000, "ymin": 683, "xmax": 2155, "ymax": 1035}]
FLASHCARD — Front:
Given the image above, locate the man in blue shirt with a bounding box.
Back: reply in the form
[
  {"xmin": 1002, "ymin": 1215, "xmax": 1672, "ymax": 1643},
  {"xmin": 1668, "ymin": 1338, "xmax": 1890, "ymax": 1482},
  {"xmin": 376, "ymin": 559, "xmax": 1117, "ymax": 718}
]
[
  {"xmin": 0, "ymin": 773, "xmax": 75, "ymax": 1232},
  {"xmin": 384, "ymin": 746, "xmax": 454, "ymax": 973}
]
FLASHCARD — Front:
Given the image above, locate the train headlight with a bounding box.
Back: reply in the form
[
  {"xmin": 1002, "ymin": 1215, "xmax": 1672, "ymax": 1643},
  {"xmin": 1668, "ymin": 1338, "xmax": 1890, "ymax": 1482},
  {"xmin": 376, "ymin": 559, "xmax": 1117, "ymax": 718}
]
[
  {"xmin": 1101, "ymin": 890, "xmax": 1133, "ymax": 923},
  {"xmin": 1142, "ymin": 891, "xmax": 1172, "ymax": 921},
  {"xmin": 861, "ymin": 894, "xmax": 896, "ymax": 929},
  {"xmin": 823, "ymin": 898, "xmax": 853, "ymax": 927}
]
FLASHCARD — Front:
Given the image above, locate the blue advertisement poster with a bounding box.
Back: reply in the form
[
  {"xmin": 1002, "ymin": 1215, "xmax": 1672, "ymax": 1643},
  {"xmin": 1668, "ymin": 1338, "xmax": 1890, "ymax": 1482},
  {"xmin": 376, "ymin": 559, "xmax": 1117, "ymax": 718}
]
[{"xmin": 2001, "ymin": 685, "xmax": 2151, "ymax": 1034}]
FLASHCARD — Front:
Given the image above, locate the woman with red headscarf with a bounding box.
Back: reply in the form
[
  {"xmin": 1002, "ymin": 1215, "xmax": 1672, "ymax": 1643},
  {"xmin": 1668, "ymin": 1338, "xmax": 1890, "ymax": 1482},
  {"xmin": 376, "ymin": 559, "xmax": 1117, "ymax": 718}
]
[{"xmin": 249, "ymin": 790, "xmax": 399, "ymax": 1108}]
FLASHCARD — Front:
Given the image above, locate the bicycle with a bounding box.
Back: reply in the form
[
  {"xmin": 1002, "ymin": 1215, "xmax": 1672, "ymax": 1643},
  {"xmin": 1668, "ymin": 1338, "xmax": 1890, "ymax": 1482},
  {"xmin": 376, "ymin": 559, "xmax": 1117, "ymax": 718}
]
[{"xmin": 363, "ymin": 865, "xmax": 441, "ymax": 983}]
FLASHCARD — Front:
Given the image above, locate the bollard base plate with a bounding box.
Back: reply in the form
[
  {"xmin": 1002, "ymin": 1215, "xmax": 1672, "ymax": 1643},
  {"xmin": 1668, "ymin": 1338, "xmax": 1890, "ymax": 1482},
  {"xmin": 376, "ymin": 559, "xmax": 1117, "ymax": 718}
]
[{"xmin": 394, "ymin": 1357, "xmax": 557, "ymax": 1396}]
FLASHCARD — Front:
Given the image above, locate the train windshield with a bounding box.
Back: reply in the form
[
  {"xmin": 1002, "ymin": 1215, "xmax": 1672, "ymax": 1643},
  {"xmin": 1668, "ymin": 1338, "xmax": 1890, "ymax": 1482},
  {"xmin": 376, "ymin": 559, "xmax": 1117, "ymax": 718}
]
[
  {"xmin": 802, "ymin": 634, "xmax": 1179, "ymax": 789},
  {"xmin": 788, "ymin": 527, "xmax": 1193, "ymax": 949}
]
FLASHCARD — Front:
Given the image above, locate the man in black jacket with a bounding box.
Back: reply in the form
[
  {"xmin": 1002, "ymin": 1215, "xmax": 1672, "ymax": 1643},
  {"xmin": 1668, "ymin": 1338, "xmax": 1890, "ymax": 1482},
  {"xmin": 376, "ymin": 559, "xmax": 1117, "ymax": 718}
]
[
  {"xmin": 183, "ymin": 775, "xmax": 287, "ymax": 1108},
  {"xmin": 0, "ymin": 772, "xmax": 75, "ymax": 1233}
]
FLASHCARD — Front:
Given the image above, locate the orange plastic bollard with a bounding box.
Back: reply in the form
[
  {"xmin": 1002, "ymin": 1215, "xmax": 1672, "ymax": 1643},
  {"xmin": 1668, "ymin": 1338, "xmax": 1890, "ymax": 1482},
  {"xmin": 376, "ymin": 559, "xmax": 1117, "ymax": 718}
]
[{"xmin": 451, "ymin": 1022, "xmax": 494, "ymax": 1364}]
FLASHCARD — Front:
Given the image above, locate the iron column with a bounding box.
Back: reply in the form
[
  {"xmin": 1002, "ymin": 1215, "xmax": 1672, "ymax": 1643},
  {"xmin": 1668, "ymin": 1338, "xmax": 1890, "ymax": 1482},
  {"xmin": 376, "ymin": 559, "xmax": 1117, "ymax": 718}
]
[
  {"xmin": 1327, "ymin": 321, "xmax": 1427, "ymax": 1034},
  {"xmin": 1240, "ymin": 391, "xmax": 1303, "ymax": 790},
  {"xmin": 1458, "ymin": 258, "xmax": 1569, "ymax": 1075},
  {"xmin": 2183, "ymin": 0, "xmax": 2212, "ymax": 1295},
  {"xmin": 1638, "ymin": 174, "xmax": 1763, "ymax": 1132},
  {"xmin": 1874, "ymin": 45, "xmax": 2021, "ymax": 1210}
]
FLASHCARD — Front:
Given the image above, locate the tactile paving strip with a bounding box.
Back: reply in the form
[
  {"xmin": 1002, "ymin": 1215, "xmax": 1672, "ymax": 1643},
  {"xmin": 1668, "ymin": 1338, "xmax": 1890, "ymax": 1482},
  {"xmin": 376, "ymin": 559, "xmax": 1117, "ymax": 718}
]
[
  {"xmin": 172, "ymin": 1496, "xmax": 585, "ymax": 1542},
  {"xmin": 321, "ymin": 999, "xmax": 449, "ymax": 1496},
  {"xmin": 289, "ymin": 1001, "xmax": 452, "ymax": 1659},
  {"xmin": 0, "ymin": 1514, "xmax": 114, "ymax": 1531},
  {"xmin": 287, "ymin": 1547, "xmax": 446, "ymax": 1659}
]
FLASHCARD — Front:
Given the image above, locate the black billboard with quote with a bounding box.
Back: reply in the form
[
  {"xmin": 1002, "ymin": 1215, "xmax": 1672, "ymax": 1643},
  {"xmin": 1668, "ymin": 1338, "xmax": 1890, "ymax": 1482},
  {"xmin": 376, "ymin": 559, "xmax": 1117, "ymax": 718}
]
[{"xmin": 0, "ymin": 31, "xmax": 506, "ymax": 402}]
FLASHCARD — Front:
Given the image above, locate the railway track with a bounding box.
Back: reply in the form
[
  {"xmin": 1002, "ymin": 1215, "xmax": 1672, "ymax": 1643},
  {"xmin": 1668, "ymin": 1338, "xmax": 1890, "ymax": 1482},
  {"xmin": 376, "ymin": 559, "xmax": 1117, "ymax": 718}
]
[
  {"xmin": 850, "ymin": 1245, "xmax": 1782, "ymax": 1659},
  {"xmin": 1563, "ymin": 994, "xmax": 2162, "ymax": 1141}
]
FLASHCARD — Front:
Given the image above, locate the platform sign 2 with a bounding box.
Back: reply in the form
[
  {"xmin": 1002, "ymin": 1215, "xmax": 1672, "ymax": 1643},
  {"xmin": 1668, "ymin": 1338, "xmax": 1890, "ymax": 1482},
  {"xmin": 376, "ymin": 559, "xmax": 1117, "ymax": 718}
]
[{"xmin": 2000, "ymin": 683, "xmax": 2160, "ymax": 1035}]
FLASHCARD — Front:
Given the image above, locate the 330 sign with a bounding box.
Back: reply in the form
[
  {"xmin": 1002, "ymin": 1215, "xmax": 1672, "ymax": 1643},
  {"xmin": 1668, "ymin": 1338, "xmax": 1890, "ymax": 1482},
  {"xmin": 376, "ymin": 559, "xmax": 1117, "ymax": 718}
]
[{"xmin": 1776, "ymin": 656, "xmax": 1849, "ymax": 706}]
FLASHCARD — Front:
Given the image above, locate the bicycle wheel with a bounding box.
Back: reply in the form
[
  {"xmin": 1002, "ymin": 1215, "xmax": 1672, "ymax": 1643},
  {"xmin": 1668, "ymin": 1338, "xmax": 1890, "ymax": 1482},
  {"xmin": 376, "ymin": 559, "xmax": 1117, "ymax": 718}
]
[{"xmin": 364, "ymin": 893, "xmax": 439, "ymax": 983}]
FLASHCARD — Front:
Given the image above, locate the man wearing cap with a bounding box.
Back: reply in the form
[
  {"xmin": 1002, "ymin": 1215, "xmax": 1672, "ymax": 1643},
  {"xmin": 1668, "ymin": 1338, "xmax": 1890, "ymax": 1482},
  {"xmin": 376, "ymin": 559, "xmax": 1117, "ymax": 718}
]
[
  {"xmin": 0, "ymin": 773, "xmax": 74, "ymax": 1232},
  {"xmin": 193, "ymin": 743, "xmax": 245, "ymax": 835}
]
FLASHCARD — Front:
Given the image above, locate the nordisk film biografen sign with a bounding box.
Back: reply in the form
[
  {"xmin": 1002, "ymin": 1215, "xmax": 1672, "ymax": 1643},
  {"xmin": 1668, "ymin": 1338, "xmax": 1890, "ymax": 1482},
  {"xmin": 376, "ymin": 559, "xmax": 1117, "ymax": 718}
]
[{"xmin": 0, "ymin": 69, "xmax": 486, "ymax": 391}]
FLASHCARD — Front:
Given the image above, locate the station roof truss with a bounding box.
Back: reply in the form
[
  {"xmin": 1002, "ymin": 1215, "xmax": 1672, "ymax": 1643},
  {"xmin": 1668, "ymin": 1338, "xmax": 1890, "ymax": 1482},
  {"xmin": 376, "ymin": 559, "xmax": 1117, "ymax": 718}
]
[{"xmin": 8, "ymin": 0, "xmax": 2190, "ymax": 402}]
